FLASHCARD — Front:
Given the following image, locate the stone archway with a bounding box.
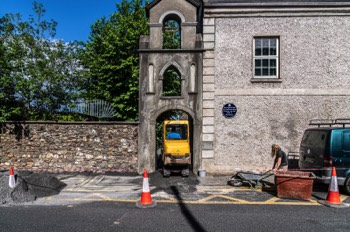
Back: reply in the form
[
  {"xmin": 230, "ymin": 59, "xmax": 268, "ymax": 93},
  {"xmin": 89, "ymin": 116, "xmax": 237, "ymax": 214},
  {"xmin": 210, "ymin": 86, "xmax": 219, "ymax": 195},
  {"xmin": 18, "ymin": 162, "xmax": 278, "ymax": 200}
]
[
  {"xmin": 138, "ymin": 0, "xmax": 203, "ymax": 174},
  {"xmin": 154, "ymin": 109, "xmax": 194, "ymax": 172},
  {"xmin": 149, "ymin": 106, "xmax": 201, "ymax": 174}
]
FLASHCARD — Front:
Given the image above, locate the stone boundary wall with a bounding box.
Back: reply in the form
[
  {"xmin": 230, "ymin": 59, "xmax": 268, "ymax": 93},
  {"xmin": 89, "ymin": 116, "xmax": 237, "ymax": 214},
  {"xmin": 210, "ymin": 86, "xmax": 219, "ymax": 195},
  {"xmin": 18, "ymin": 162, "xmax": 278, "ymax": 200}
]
[{"xmin": 0, "ymin": 121, "xmax": 139, "ymax": 173}]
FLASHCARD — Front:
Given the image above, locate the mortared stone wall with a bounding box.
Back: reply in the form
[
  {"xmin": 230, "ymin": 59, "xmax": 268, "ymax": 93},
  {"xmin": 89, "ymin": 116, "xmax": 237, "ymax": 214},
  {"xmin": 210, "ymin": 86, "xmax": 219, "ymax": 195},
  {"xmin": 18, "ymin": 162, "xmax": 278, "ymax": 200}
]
[{"xmin": 0, "ymin": 122, "xmax": 138, "ymax": 173}]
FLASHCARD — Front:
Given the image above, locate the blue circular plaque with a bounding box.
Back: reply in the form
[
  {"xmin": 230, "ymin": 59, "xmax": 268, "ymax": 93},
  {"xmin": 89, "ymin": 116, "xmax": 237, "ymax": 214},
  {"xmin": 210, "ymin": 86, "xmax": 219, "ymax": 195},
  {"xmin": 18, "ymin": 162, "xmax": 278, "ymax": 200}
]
[{"xmin": 222, "ymin": 103, "xmax": 237, "ymax": 118}]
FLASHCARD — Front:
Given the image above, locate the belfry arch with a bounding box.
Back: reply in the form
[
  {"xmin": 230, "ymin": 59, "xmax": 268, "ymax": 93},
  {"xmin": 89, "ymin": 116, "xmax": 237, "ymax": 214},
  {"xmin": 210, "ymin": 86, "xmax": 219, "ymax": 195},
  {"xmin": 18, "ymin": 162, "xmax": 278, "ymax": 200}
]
[
  {"xmin": 162, "ymin": 14, "xmax": 182, "ymax": 49},
  {"xmin": 138, "ymin": 0, "xmax": 204, "ymax": 173},
  {"xmin": 160, "ymin": 61, "xmax": 185, "ymax": 77},
  {"xmin": 159, "ymin": 10, "xmax": 185, "ymax": 24}
]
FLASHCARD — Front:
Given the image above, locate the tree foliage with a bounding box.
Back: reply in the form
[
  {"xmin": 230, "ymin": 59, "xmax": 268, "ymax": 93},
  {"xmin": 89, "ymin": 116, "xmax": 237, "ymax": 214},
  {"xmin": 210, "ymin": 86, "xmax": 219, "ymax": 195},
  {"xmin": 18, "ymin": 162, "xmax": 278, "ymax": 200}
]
[
  {"xmin": 163, "ymin": 68, "xmax": 181, "ymax": 96},
  {"xmin": 0, "ymin": 1, "xmax": 83, "ymax": 121},
  {"xmin": 163, "ymin": 20, "xmax": 181, "ymax": 49},
  {"xmin": 81, "ymin": 0, "xmax": 149, "ymax": 121},
  {"xmin": 0, "ymin": 0, "xmax": 183, "ymax": 122}
]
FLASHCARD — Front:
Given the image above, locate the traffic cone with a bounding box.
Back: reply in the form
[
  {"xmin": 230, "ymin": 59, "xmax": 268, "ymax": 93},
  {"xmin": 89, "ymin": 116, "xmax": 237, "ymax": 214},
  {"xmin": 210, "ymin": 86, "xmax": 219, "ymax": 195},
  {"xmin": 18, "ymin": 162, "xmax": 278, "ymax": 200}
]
[
  {"xmin": 136, "ymin": 169, "xmax": 156, "ymax": 208},
  {"xmin": 326, "ymin": 167, "xmax": 341, "ymax": 204},
  {"xmin": 318, "ymin": 167, "xmax": 348, "ymax": 208},
  {"xmin": 9, "ymin": 167, "xmax": 16, "ymax": 189}
]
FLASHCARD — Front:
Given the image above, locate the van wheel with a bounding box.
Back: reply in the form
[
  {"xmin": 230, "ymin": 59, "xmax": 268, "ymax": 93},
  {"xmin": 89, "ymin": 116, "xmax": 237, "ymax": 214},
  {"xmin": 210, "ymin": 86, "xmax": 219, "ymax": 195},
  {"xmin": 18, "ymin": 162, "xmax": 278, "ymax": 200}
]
[{"xmin": 344, "ymin": 176, "xmax": 350, "ymax": 195}]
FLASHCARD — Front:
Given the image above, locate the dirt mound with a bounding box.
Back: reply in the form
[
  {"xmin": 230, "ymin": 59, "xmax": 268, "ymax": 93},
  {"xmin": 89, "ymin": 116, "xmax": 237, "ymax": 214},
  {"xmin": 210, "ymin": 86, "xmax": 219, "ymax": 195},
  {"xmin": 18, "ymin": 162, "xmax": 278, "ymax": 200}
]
[{"xmin": 0, "ymin": 171, "xmax": 66, "ymax": 205}]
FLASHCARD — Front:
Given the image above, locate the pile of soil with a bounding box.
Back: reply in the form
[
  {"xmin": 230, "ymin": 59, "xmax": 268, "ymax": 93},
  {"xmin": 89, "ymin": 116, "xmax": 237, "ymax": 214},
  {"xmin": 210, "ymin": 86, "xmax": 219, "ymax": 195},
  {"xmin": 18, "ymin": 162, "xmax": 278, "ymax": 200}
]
[{"xmin": 0, "ymin": 171, "xmax": 66, "ymax": 205}]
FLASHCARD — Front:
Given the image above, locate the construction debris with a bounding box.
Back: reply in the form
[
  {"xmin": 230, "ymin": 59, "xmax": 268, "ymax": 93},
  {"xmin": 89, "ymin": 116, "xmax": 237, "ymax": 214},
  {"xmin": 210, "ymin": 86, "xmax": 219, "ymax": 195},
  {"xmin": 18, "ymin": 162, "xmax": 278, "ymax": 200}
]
[{"xmin": 0, "ymin": 171, "xmax": 66, "ymax": 205}]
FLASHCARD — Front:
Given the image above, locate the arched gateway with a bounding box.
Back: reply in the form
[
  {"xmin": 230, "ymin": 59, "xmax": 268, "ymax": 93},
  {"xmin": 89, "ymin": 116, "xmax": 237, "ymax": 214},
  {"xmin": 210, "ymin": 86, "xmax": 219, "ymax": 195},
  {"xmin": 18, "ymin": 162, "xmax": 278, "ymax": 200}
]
[{"xmin": 138, "ymin": 0, "xmax": 203, "ymax": 173}]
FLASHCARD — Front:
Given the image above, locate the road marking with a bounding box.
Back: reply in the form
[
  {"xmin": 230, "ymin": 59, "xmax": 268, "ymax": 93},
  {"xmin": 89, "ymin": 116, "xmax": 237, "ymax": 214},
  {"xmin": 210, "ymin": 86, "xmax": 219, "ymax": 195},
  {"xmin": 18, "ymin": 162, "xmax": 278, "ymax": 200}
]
[
  {"xmin": 93, "ymin": 193, "xmax": 114, "ymax": 201},
  {"xmin": 43, "ymin": 194, "xmax": 322, "ymax": 206},
  {"xmin": 340, "ymin": 195, "xmax": 349, "ymax": 202},
  {"xmin": 95, "ymin": 176, "xmax": 104, "ymax": 185},
  {"xmin": 236, "ymin": 186, "xmax": 274, "ymax": 192},
  {"xmin": 46, "ymin": 197, "xmax": 322, "ymax": 206},
  {"xmin": 39, "ymin": 184, "xmax": 348, "ymax": 206},
  {"xmin": 264, "ymin": 197, "xmax": 279, "ymax": 204},
  {"xmin": 197, "ymin": 194, "xmax": 250, "ymax": 204},
  {"xmin": 79, "ymin": 176, "xmax": 94, "ymax": 186}
]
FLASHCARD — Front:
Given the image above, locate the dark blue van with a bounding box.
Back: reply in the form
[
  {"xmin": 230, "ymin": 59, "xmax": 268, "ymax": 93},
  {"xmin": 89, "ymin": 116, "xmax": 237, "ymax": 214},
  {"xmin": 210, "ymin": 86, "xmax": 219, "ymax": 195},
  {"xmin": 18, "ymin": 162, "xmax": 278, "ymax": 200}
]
[{"xmin": 299, "ymin": 119, "xmax": 350, "ymax": 194}]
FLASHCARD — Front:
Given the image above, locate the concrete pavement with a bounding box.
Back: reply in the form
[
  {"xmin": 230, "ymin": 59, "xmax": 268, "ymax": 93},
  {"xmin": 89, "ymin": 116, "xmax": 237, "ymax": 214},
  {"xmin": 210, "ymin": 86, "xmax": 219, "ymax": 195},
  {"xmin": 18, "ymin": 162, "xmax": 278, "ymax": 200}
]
[{"xmin": 27, "ymin": 172, "xmax": 350, "ymax": 207}]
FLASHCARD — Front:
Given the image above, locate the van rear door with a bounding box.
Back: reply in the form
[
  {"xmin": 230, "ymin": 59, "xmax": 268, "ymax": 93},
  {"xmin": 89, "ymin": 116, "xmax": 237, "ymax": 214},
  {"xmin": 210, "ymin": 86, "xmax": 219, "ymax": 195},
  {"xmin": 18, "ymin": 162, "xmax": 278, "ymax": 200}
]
[
  {"xmin": 299, "ymin": 129, "xmax": 329, "ymax": 175},
  {"xmin": 331, "ymin": 129, "xmax": 350, "ymax": 178}
]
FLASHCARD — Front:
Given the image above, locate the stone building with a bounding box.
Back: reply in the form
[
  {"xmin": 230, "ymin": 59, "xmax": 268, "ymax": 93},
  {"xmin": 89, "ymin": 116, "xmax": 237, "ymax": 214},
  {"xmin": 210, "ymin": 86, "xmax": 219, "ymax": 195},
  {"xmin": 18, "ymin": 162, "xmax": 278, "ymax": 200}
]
[{"xmin": 138, "ymin": 0, "xmax": 350, "ymax": 174}]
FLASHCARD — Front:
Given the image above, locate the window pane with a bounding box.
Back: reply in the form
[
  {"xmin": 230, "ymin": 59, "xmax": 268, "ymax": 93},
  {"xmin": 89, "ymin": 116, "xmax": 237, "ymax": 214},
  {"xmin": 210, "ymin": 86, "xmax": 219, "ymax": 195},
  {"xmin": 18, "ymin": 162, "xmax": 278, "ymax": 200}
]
[
  {"xmin": 263, "ymin": 48, "xmax": 269, "ymax": 55},
  {"xmin": 262, "ymin": 59, "xmax": 269, "ymax": 67},
  {"xmin": 263, "ymin": 68, "xmax": 269, "ymax": 75},
  {"xmin": 255, "ymin": 59, "xmax": 261, "ymax": 67},
  {"xmin": 270, "ymin": 47, "xmax": 276, "ymax": 55},
  {"xmin": 255, "ymin": 39, "xmax": 262, "ymax": 47},
  {"xmin": 270, "ymin": 39, "xmax": 276, "ymax": 47},
  {"xmin": 255, "ymin": 68, "xmax": 261, "ymax": 76},
  {"xmin": 255, "ymin": 48, "xmax": 261, "ymax": 56},
  {"xmin": 166, "ymin": 124, "xmax": 188, "ymax": 140},
  {"xmin": 270, "ymin": 59, "xmax": 276, "ymax": 67},
  {"xmin": 270, "ymin": 68, "xmax": 276, "ymax": 76},
  {"xmin": 263, "ymin": 39, "xmax": 269, "ymax": 47}
]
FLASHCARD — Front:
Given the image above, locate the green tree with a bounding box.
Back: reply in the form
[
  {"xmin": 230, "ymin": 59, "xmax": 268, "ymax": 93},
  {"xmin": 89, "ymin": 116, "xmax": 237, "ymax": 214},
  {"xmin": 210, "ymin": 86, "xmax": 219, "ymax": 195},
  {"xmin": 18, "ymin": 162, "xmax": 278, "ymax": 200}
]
[
  {"xmin": 0, "ymin": 14, "xmax": 22, "ymax": 121},
  {"xmin": 0, "ymin": 1, "xmax": 83, "ymax": 121},
  {"xmin": 81, "ymin": 0, "xmax": 148, "ymax": 121},
  {"xmin": 162, "ymin": 20, "xmax": 181, "ymax": 49},
  {"xmin": 162, "ymin": 68, "xmax": 181, "ymax": 96}
]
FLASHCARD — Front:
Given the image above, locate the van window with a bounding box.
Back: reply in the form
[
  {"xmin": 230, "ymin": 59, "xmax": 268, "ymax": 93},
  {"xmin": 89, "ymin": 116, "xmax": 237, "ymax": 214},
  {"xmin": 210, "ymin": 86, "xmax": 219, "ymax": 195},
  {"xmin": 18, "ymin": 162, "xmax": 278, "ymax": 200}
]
[
  {"xmin": 301, "ymin": 130, "xmax": 328, "ymax": 149},
  {"xmin": 166, "ymin": 124, "xmax": 188, "ymax": 140}
]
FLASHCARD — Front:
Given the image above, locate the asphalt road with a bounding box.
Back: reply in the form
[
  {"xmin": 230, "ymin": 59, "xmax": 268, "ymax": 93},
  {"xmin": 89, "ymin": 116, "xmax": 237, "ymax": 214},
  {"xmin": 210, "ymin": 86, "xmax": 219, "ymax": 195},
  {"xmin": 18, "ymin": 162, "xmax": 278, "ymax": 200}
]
[{"xmin": 1, "ymin": 201, "xmax": 349, "ymax": 232}]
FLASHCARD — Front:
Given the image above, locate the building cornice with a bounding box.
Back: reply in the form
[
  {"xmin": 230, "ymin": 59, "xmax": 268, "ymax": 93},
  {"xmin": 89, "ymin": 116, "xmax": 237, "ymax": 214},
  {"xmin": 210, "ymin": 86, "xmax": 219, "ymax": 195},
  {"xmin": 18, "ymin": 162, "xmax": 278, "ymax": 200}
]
[
  {"xmin": 204, "ymin": 1, "xmax": 350, "ymax": 8},
  {"xmin": 203, "ymin": 1, "xmax": 350, "ymax": 17},
  {"xmin": 204, "ymin": 7, "xmax": 350, "ymax": 17}
]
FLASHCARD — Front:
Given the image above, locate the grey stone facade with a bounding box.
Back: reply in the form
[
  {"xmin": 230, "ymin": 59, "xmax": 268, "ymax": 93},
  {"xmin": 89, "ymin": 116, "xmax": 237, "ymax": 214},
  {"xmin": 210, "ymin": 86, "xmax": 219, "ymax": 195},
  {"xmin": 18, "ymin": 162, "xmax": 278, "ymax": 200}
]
[
  {"xmin": 138, "ymin": 0, "xmax": 350, "ymax": 174},
  {"xmin": 201, "ymin": 1, "xmax": 350, "ymax": 173},
  {"xmin": 0, "ymin": 122, "xmax": 138, "ymax": 173}
]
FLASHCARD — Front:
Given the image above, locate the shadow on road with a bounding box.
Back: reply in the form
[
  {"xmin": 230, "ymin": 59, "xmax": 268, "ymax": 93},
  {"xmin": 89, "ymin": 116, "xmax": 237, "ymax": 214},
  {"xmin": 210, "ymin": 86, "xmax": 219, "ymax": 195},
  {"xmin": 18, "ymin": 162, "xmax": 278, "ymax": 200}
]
[{"xmin": 170, "ymin": 185, "xmax": 207, "ymax": 232}]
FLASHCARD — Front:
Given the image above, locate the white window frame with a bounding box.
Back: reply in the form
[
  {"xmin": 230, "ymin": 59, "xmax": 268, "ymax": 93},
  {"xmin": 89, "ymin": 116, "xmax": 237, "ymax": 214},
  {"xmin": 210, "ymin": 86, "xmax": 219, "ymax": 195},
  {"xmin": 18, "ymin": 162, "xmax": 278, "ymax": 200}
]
[{"xmin": 253, "ymin": 37, "xmax": 279, "ymax": 79}]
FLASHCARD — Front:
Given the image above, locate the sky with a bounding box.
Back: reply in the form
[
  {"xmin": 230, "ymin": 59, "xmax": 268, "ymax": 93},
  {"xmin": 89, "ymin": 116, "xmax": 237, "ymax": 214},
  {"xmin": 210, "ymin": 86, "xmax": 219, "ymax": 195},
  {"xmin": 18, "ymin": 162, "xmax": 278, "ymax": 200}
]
[{"xmin": 0, "ymin": 0, "xmax": 122, "ymax": 41}]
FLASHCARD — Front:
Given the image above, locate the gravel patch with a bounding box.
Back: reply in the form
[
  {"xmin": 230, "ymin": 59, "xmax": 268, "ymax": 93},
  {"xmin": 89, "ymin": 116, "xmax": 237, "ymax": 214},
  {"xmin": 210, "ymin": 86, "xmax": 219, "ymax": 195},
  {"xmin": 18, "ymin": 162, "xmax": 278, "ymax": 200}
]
[{"xmin": 148, "ymin": 171, "xmax": 199, "ymax": 194}]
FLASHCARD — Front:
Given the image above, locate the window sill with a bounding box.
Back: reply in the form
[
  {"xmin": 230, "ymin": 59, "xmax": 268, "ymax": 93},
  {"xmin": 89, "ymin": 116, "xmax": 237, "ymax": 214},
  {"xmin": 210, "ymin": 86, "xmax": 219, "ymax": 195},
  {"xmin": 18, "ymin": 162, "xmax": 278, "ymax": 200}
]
[{"xmin": 251, "ymin": 78, "xmax": 282, "ymax": 83}]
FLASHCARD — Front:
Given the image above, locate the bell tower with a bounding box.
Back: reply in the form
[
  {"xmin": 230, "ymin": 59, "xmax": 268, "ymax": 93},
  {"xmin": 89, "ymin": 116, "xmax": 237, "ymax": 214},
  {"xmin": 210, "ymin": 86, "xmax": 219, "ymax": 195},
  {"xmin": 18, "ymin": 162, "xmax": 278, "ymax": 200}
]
[{"xmin": 138, "ymin": 0, "xmax": 203, "ymax": 172}]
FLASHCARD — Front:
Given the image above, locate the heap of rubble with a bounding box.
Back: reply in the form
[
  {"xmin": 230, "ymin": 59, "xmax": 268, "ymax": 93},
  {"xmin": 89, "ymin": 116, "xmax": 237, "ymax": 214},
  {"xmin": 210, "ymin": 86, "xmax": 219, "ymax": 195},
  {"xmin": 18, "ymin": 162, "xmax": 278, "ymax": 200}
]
[{"xmin": 0, "ymin": 171, "xmax": 66, "ymax": 205}]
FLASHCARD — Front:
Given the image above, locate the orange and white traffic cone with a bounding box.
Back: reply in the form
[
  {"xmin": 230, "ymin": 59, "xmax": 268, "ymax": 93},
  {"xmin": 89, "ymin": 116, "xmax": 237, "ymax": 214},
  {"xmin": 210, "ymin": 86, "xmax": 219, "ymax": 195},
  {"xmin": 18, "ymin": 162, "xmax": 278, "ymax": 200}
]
[
  {"xmin": 318, "ymin": 167, "xmax": 348, "ymax": 208},
  {"xmin": 136, "ymin": 169, "xmax": 156, "ymax": 208},
  {"xmin": 9, "ymin": 167, "xmax": 16, "ymax": 189}
]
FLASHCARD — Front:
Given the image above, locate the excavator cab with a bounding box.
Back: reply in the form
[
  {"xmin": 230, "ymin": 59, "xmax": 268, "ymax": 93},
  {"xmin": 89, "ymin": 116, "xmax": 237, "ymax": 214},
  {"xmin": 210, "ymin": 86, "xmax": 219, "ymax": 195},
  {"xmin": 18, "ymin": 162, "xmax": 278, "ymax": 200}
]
[{"xmin": 162, "ymin": 120, "xmax": 191, "ymax": 177}]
